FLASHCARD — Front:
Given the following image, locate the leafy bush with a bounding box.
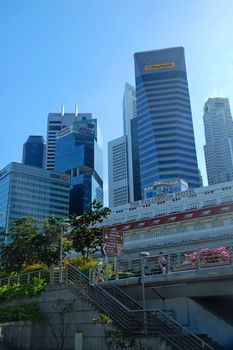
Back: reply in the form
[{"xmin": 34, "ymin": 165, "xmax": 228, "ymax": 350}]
[
  {"xmin": 0, "ymin": 277, "xmax": 46, "ymax": 302},
  {"xmin": 21, "ymin": 263, "xmax": 48, "ymax": 273},
  {"xmin": 109, "ymin": 271, "xmax": 135, "ymax": 280},
  {"xmin": 68, "ymin": 256, "xmax": 97, "ymax": 276},
  {"xmin": 0, "ymin": 303, "xmax": 44, "ymax": 323},
  {"xmin": 118, "ymin": 271, "xmax": 135, "ymax": 279}
]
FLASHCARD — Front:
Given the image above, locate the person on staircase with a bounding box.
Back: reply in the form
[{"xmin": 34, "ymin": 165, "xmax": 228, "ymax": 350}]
[{"xmin": 158, "ymin": 252, "xmax": 168, "ymax": 274}]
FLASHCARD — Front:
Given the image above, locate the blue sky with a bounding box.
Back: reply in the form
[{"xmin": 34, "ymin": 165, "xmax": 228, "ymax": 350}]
[{"xmin": 1, "ymin": 0, "xmax": 233, "ymax": 204}]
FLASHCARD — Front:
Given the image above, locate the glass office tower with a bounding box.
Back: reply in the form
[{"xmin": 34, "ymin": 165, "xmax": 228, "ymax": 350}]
[
  {"xmin": 22, "ymin": 135, "xmax": 45, "ymax": 168},
  {"xmin": 45, "ymin": 107, "xmax": 83, "ymax": 171},
  {"xmin": 55, "ymin": 117, "xmax": 103, "ymax": 215},
  {"xmin": 203, "ymin": 98, "xmax": 233, "ymax": 185},
  {"xmin": 0, "ymin": 163, "xmax": 70, "ymax": 240},
  {"xmin": 134, "ymin": 47, "xmax": 201, "ymax": 196}
]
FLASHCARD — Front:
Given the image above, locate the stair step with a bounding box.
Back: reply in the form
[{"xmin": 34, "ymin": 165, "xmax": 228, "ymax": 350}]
[
  {"xmin": 68, "ymin": 266, "xmax": 221, "ymax": 350},
  {"xmin": 197, "ymin": 334, "xmax": 224, "ymax": 350}
]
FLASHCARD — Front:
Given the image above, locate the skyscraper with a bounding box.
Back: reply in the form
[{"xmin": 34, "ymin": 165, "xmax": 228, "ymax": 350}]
[
  {"xmin": 0, "ymin": 163, "xmax": 70, "ymax": 240},
  {"xmin": 108, "ymin": 136, "xmax": 129, "ymax": 208},
  {"xmin": 203, "ymin": 98, "xmax": 233, "ymax": 185},
  {"xmin": 123, "ymin": 83, "xmax": 137, "ymax": 136},
  {"xmin": 45, "ymin": 106, "xmax": 81, "ymax": 171},
  {"xmin": 22, "ymin": 135, "xmax": 45, "ymax": 168},
  {"xmin": 108, "ymin": 83, "xmax": 139, "ymax": 208},
  {"xmin": 55, "ymin": 116, "xmax": 103, "ymax": 215},
  {"xmin": 134, "ymin": 47, "xmax": 201, "ymax": 196},
  {"xmin": 123, "ymin": 83, "xmax": 139, "ymax": 203},
  {"xmin": 108, "ymin": 84, "xmax": 137, "ymax": 208}
]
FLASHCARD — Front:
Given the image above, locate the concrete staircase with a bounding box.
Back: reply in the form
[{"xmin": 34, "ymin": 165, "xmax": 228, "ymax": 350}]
[
  {"xmin": 197, "ymin": 334, "xmax": 225, "ymax": 350},
  {"xmin": 66, "ymin": 264, "xmax": 217, "ymax": 350}
]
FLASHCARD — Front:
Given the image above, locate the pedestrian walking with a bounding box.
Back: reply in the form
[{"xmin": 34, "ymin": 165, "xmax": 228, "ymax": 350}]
[
  {"xmin": 96, "ymin": 258, "xmax": 104, "ymax": 283},
  {"xmin": 158, "ymin": 252, "xmax": 168, "ymax": 274}
]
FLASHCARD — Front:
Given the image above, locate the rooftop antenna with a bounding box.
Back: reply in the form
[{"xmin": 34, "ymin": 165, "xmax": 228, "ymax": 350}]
[
  {"xmin": 75, "ymin": 105, "xmax": 79, "ymax": 116},
  {"xmin": 61, "ymin": 105, "xmax": 65, "ymax": 116}
]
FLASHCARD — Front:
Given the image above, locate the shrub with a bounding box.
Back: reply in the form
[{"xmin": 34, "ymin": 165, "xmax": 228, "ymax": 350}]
[
  {"xmin": 0, "ymin": 277, "xmax": 46, "ymax": 302},
  {"xmin": 21, "ymin": 263, "xmax": 48, "ymax": 273},
  {"xmin": 0, "ymin": 303, "xmax": 44, "ymax": 323},
  {"xmin": 68, "ymin": 256, "xmax": 97, "ymax": 276}
]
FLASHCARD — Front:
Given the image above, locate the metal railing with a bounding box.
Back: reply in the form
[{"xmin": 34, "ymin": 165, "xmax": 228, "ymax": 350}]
[
  {"xmin": 117, "ymin": 245, "xmax": 233, "ymax": 277},
  {"xmin": 0, "ymin": 266, "xmax": 67, "ymax": 287},
  {"xmin": 66, "ymin": 264, "xmax": 214, "ymax": 350},
  {"xmin": 0, "ymin": 264, "xmax": 215, "ymax": 349}
]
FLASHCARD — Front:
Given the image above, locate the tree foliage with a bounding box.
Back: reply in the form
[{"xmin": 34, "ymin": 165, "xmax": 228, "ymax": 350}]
[
  {"xmin": 70, "ymin": 200, "xmax": 110, "ymax": 259},
  {"xmin": 0, "ymin": 217, "xmax": 38, "ymax": 272},
  {"xmin": 0, "ymin": 216, "xmax": 71, "ymax": 273}
]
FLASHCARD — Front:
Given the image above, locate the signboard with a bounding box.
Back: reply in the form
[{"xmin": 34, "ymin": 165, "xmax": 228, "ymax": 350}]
[
  {"xmin": 102, "ymin": 243, "xmax": 117, "ymax": 256},
  {"xmin": 130, "ymin": 189, "xmax": 196, "ymax": 209},
  {"xmin": 144, "ymin": 62, "xmax": 176, "ymax": 71},
  {"xmin": 103, "ymin": 229, "xmax": 123, "ymax": 245}
]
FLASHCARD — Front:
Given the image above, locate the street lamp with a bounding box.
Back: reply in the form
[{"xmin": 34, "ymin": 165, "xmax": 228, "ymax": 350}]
[
  {"xmin": 59, "ymin": 220, "xmax": 70, "ymax": 284},
  {"xmin": 139, "ymin": 251, "xmax": 150, "ymax": 335},
  {"xmin": 139, "ymin": 251, "xmax": 150, "ymax": 307}
]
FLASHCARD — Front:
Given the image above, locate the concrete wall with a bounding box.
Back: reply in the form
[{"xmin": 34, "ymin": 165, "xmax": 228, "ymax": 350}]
[
  {"xmin": 146, "ymin": 296, "xmax": 233, "ymax": 350},
  {"xmin": 0, "ymin": 321, "xmax": 32, "ymax": 349},
  {"xmin": 0, "ymin": 285, "xmax": 171, "ymax": 350}
]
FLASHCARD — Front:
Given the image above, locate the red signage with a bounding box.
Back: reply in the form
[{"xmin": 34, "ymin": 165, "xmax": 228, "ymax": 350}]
[{"xmin": 103, "ymin": 229, "xmax": 123, "ymax": 245}]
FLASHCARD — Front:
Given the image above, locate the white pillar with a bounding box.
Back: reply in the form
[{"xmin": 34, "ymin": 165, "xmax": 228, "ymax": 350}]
[{"xmin": 75, "ymin": 332, "xmax": 82, "ymax": 350}]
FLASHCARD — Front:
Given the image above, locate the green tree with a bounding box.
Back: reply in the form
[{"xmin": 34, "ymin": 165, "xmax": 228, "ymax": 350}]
[
  {"xmin": 0, "ymin": 216, "xmax": 71, "ymax": 273},
  {"xmin": 35, "ymin": 216, "xmax": 72, "ymax": 267},
  {"xmin": 0, "ymin": 217, "xmax": 38, "ymax": 273},
  {"xmin": 70, "ymin": 200, "xmax": 110, "ymax": 260}
]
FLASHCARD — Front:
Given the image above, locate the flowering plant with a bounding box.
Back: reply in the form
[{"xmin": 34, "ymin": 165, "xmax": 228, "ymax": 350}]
[{"xmin": 184, "ymin": 247, "xmax": 230, "ymax": 264}]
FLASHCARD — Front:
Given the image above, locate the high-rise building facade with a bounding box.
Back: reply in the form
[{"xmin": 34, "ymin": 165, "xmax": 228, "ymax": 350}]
[
  {"xmin": 108, "ymin": 136, "xmax": 129, "ymax": 208},
  {"xmin": 0, "ymin": 163, "xmax": 70, "ymax": 240},
  {"xmin": 45, "ymin": 107, "xmax": 82, "ymax": 171},
  {"xmin": 203, "ymin": 98, "xmax": 233, "ymax": 185},
  {"xmin": 123, "ymin": 83, "xmax": 137, "ymax": 136},
  {"xmin": 134, "ymin": 47, "xmax": 201, "ymax": 196},
  {"xmin": 55, "ymin": 117, "xmax": 103, "ymax": 215},
  {"xmin": 123, "ymin": 83, "xmax": 139, "ymax": 203},
  {"xmin": 22, "ymin": 135, "xmax": 45, "ymax": 168},
  {"xmin": 108, "ymin": 83, "xmax": 139, "ymax": 208}
]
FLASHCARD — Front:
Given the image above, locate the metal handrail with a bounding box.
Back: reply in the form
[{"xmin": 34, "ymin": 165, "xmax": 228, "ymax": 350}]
[
  {"xmin": 131, "ymin": 309, "xmax": 213, "ymax": 348},
  {"xmin": 104, "ymin": 282, "xmax": 143, "ymax": 310},
  {"xmin": 118, "ymin": 244, "xmax": 233, "ymax": 276},
  {"xmin": 0, "ymin": 268, "xmax": 51, "ymax": 287},
  {"xmin": 66, "ymin": 264, "xmax": 214, "ymax": 350},
  {"xmin": 66, "ymin": 264, "xmax": 131, "ymax": 313},
  {"xmin": 0, "ymin": 265, "xmax": 215, "ymax": 349}
]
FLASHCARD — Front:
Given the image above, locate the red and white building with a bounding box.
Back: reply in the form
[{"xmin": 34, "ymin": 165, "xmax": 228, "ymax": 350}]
[{"xmin": 104, "ymin": 181, "xmax": 233, "ymax": 259}]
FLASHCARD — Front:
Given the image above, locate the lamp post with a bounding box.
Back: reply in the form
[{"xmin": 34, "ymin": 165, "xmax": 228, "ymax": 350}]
[
  {"xmin": 139, "ymin": 251, "xmax": 150, "ymax": 335},
  {"xmin": 59, "ymin": 221, "xmax": 70, "ymax": 284}
]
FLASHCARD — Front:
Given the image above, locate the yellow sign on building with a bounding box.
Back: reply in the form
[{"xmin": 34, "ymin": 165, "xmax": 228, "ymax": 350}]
[{"xmin": 144, "ymin": 62, "xmax": 176, "ymax": 71}]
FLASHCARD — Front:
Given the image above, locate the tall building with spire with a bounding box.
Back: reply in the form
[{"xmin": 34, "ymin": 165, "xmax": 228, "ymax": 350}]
[
  {"xmin": 45, "ymin": 106, "xmax": 80, "ymax": 171},
  {"xmin": 55, "ymin": 115, "xmax": 103, "ymax": 215},
  {"xmin": 134, "ymin": 47, "xmax": 201, "ymax": 196},
  {"xmin": 203, "ymin": 97, "xmax": 233, "ymax": 185}
]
